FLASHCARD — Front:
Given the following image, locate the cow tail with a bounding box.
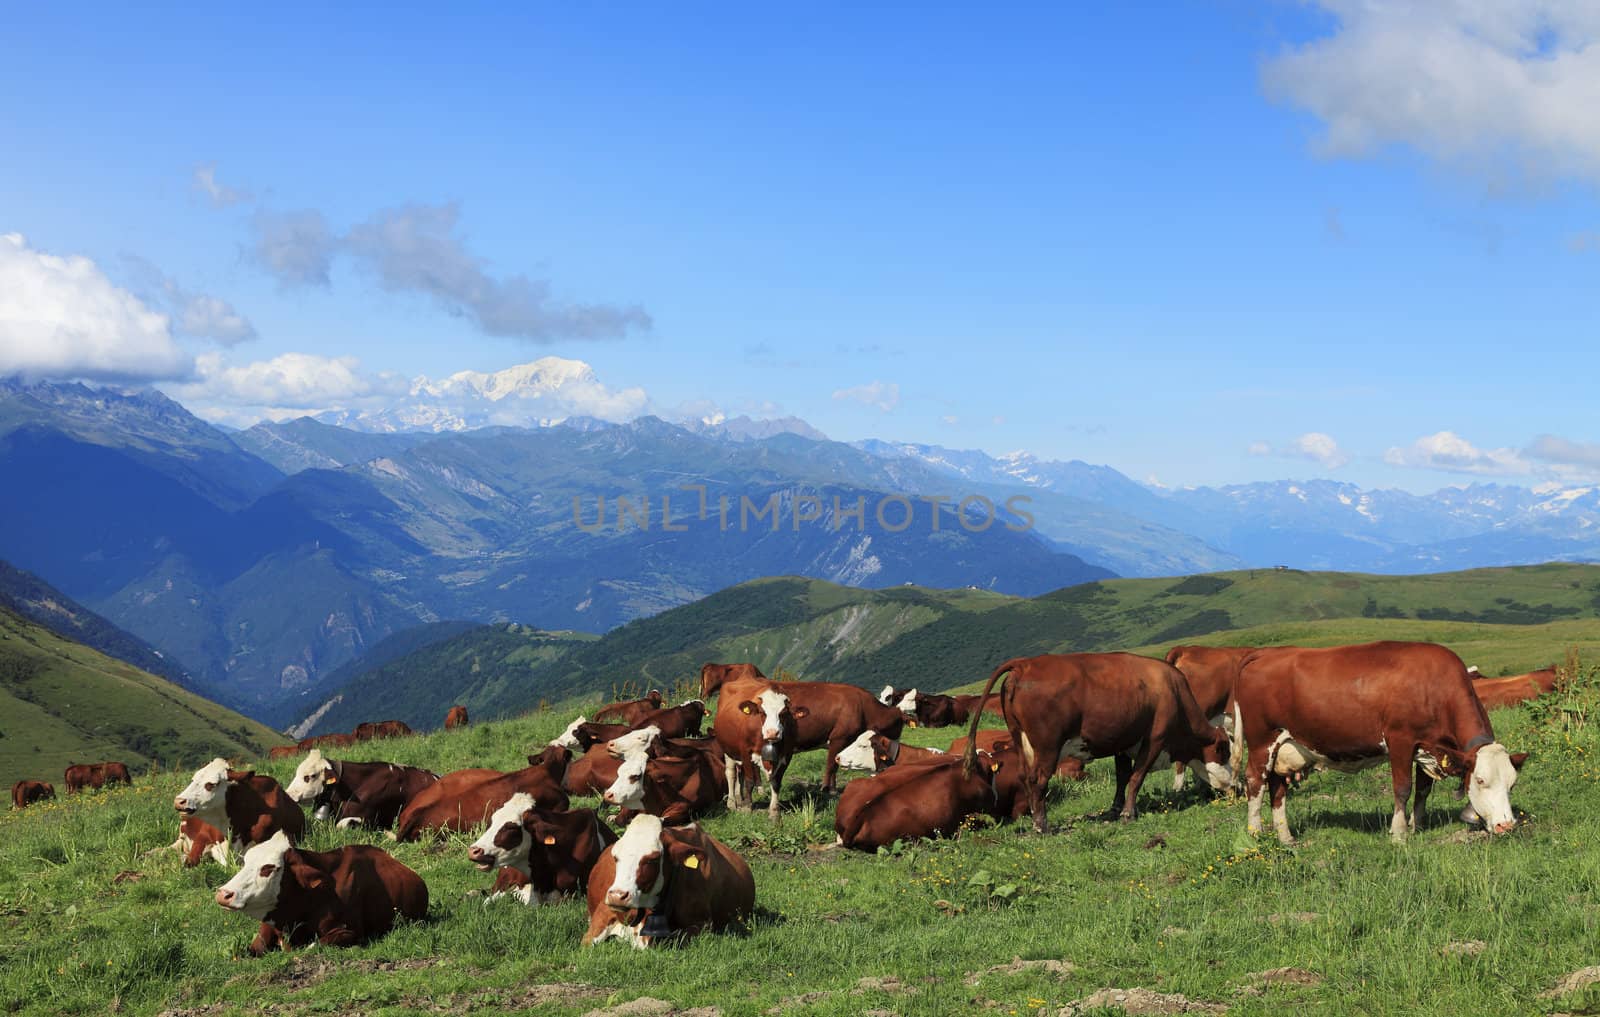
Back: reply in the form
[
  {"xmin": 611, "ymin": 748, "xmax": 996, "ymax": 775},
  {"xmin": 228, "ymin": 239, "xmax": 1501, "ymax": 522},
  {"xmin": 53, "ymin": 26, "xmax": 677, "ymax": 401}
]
[{"xmin": 962, "ymin": 660, "xmax": 1019, "ymax": 777}]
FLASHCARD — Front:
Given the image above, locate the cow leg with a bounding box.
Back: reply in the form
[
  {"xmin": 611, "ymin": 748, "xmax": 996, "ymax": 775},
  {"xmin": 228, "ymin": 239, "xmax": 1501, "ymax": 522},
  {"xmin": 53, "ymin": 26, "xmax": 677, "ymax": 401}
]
[
  {"xmin": 821, "ymin": 740, "xmax": 844, "ymax": 795},
  {"xmin": 1171, "ymin": 761, "xmax": 1186, "ymax": 793},
  {"xmin": 1387, "ymin": 749, "xmax": 1414, "ymax": 843},
  {"xmin": 1109, "ymin": 754, "xmax": 1133, "ymax": 819},
  {"xmin": 1119, "ymin": 744, "xmax": 1165, "ymax": 822},
  {"xmin": 1411, "ymin": 763, "xmax": 1434, "ymax": 834},
  {"xmin": 765, "ymin": 757, "xmax": 790, "ymax": 821},
  {"xmin": 722, "ymin": 756, "xmax": 742, "ymax": 811},
  {"xmin": 1267, "ymin": 772, "xmax": 1294, "ymax": 845}
]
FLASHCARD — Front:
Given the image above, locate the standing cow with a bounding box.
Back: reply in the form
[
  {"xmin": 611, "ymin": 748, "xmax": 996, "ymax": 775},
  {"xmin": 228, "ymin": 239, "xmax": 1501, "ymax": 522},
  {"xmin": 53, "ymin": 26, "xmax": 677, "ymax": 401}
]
[
  {"xmin": 1234, "ymin": 641, "xmax": 1526, "ymax": 844},
  {"xmin": 445, "ymin": 705, "xmax": 470, "ymax": 730},
  {"xmin": 11, "ymin": 780, "xmax": 55, "ymax": 808}
]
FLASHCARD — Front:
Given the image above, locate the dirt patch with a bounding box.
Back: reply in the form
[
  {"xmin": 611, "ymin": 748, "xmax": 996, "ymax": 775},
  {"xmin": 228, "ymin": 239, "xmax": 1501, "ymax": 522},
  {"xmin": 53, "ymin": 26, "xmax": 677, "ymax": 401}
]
[
  {"xmin": 1443, "ymin": 829, "xmax": 1490, "ymax": 845},
  {"xmin": 1263, "ymin": 912, "xmax": 1320, "ymax": 926},
  {"xmin": 1443, "ymin": 941, "xmax": 1486, "ymax": 957},
  {"xmin": 248, "ymin": 956, "xmax": 443, "ymax": 992},
  {"xmin": 855, "ymin": 975, "xmax": 913, "ymax": 994},
  {"xmin": 112, "ymin": 870, "xmax": 144, "ymax": 884},
  {"xmin": 1059, "ymin": 987, "xmax": 1227, "ymax": 1015},
  {"xmin": 1541, "ymin": 967, "xmax": 1600, "ymax": 999},
  {"xmin": 1235, "ymin": 968, "xmax": 1323, "ymax": 995},
  {"xmin": 580, "ymin": 998, "xmax": 719, "ymax": 1017},
  {"xmin": 966, "ymin": 956, "xmax": 1078, "ymax": 985}
]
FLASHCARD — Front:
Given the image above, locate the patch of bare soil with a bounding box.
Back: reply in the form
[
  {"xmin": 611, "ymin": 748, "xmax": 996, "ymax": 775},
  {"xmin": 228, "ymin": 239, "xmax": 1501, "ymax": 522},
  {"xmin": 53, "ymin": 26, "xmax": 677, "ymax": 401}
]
[
  {"xmin": 1541, "ymin": 966, "xmax": 1600, "ymax": 999},
  {"xmin": 1262, "ymin": 911, "xmax": 1320, "ymax": 926},
  {"xmin": 579, "ymin": 998, "xmax": 719, "ymax": 1017},
  {"xmin": 1058, "ymin": 988, "xmax": 1227, "ymax": 1015},
  {"xmin": 1442, "ymin": 941, "xmax": 1486, "ymax": 957},
  {"xmin": 1235, "ymin": 968, "xmax": 1322, "ymax": 996},
  {"xmin": 965, "ymin": 956, "xmax": 1078, "ymax": 985}
]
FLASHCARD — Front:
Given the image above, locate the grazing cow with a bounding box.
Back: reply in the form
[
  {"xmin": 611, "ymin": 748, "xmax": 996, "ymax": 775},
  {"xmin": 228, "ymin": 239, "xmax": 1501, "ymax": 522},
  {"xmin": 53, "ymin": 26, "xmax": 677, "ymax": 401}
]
[
  {"xmin": 268, "ymin": 746, "xmax": 301, "ymax": 760},
  {"xmin": 963, "ymin": 653, "xmax": 1234, "ymax": 832},
  {"xmin": 602, "ymin": 741, "xmax": 727, "ymax": 826},
  {"xmin": 101, "ymin": 761, "xmax": 132, "ymax": 787},
  {"xmin": 700, "ymin": 663, "xmax": 905, "ymax": 793},
  {"xmin": 395, "ymin": 747, "xmax": 571, "ymax": 841},
  {"xmin": 1163, "ymin": 644, "xmax": 1256, "ymax": 790},
  {"xmin": 893, "ymin": 690, "xmax": 1003, "ymax": 728},
  {"xmin": 445, "ymin": 705, "xmax": 469, "ymax": 729},
  {"xmin": 215, "ymin": 831, "xmax": 428, "ymax": 955},
  {"xmin": 175, "ymin": 759, "xmax": 306, "ymax": 854},
  {"xmin": 834, "ymin": 755, "xmax": 1005, "ymax": 851},
  {"xmin": 583, "ymin": 815, "xmax": 755, "ymax": 948},
  {"xmin": 594, "ymin": 690, "xmax": 666, "ymax": 726},
  {"xmin": 466, "ymin": 793, "xmax": 617, "ymax": 905},
  {"xmin": 710, "ymin": 687, "xmax": 805, "ymax": 819},
  {"xmin": 11, "ymin": 780, "xmax": 54, "ymax": 808},
  {"xmin": 1234, "ymin": 641, "xmax": 1527, "ymax": 843},
  {"xmin": 947, "ymin": 730, "xmax": 1088, "ymax": 782},
  {"xmin": 284, "ymin": 750, "xmax": 440, "ymax": 829},
  {"xmin": 297, "ymin": 733, "xmax": 357, "ymax": 751},
  {"xmin": 1474, "ymin": 667, "xmax": 1560, "ymax": 710},
  {"xmin": 354, "ymin": 720, "xmax": 413, "ymax": 741},
  {"xmin": 837, "ymin": 731, "xmax": 949, "ymax": 772},
  {"xmin": 63, "ymin": 762, "xmax": 131, "ymax": 793}
]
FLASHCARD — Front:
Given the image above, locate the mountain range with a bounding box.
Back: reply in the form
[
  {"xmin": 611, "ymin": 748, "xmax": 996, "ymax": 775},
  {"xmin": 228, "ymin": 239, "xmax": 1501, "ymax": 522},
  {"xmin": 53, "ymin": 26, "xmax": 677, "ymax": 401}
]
[{"xmin": 5, "ymin": 364, "xmax": 1600, "ymax": 725}]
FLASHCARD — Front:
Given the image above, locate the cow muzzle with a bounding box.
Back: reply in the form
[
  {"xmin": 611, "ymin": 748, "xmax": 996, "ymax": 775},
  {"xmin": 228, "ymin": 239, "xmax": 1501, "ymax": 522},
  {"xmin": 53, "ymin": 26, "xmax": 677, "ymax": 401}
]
[
  {"xmin": 214, "ymin": 887, "xmax": 240, "ymax": 910},
  {"xmin": 173, "ymin": 797, "xmax": 194, "ymax": 814},
  {"xmin": 467, "ymin": 845, "xmax": 496, "ymax": 871},
  {"xmin": 605, "ymin": 888, "xmax": 635, "ymax": 910}
]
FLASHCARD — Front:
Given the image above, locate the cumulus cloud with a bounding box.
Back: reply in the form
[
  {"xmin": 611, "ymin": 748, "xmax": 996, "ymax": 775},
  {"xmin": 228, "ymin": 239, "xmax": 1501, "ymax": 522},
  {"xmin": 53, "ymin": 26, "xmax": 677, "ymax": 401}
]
[
  {"xmin": 1250, "ymin": 432, "xmax": 1351, "ymax": 469},
  {"xmin": 0, "ymin": 233, "xmax": 191, "ymax": 382},
  {"xmin": 1263, "ymin": 2, "xmax": 1600, "ymax": 182},
  {"xmin": 832, "ymin": 380, "xmax": 901, "ymax": 412},
  {"xmin": 1384, "ymin": 430, "xmax": 1533, "ymax": 476},
  {"xmin": 251, "ymin": 208, "xmax": 338, "ymax": 288},
  {"xmin": 1523, "ymin": 434, "xmax": 1600, "ymax": 480},
  {"xmin": 193, "ymin": 163, "xmax": 250, "ymax": 207}
]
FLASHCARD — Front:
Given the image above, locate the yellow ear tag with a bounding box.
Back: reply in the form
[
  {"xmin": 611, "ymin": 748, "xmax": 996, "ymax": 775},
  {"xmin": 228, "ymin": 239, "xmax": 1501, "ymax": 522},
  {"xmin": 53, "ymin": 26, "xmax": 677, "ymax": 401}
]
[
  {"xmin": 324, "ymin": 773, "xmax": 337, "ymax": 784},
  {"xmin": 542, "ymin": 835, "xmax": 557, "ymax": 846},
  {"xmin": 908, "ymin": 721, "xmax": 917, "ymax": 728},
  {"xmin": 991, "ymin": 762, "xmax": 1000, "ymax": 772},
  {"xmin": 683, "ymin": 855, "xmax": 700, "ymax": 870},
  {"xmin": 740, "ymin": 704, "xmax": 753, "ymax": 715}
]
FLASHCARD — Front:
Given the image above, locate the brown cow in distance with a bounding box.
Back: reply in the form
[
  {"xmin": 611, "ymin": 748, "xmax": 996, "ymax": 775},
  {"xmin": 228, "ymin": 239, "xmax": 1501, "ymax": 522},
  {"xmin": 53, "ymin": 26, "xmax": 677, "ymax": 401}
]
[
  {"xmin": 700, "ymin": 663, "xmax": 906, "ymax": 793},
  {"xmin": 63, "ymin": 762, "xmax": 132, "ymax": 793},
  {"xmin": 354, "ymin": 720, "xmax": 413, "ymax": 741},
  {"xmin": 11, "ymin": 780, "xmax": 54, "ymax": 808},
  {"xmin": 395, "ymin": 747, "xmax": 571, "ymax": 841},
  {"xmin": 1473, "ymin": 667, "xmax": 1560, "ymax": 710},
  {"xmin": 268, "ymin": 745, "xmax": 301, "ymax": 760},
  {"xmin": 962, "ymin": 653, "xmax": 1234, "ymax": 832},
  {"xmin": 583, "ymin": 815, "xmax": 754, "ymax": 948},
  {"xmin": 298, "ymin": 733, "xmax": 358, "ymax": 751},
  {"xmin": 445, "ymin": 705, "xmax": 470, "ymax": 730},
  {"xmin": 1234, "ymin": 641, "xmax": 1527, "ymax": 843},
  {"xmin": 594, "ymin": 690, "xmax": 665, "ymax": 726}
]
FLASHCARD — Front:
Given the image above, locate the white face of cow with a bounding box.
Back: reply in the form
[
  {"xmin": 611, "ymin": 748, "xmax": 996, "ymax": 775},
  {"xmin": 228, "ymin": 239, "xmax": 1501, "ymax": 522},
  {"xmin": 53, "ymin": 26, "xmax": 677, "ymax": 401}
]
[
  {"xmin": 878, "ymin": 685, "xmax": 895, "ymax": 705},
  {"xmin": 607, "ymin": 726, "xmax": 661, "ymax": 759},
  {"xmin": 215, "ymin": 831, "xmax": 292, "ymax": 918},
  {"xmin": 175, "ymin": 758, "xmax": 232, "ymax": 826},
  {"xmin": 837, "ymin": 730, "xmax": 879, "ymax": 772},
  {"xmin": 1468, "ymin": 743, "xmax": 1519, "ymax": 834},
  {"xmin": 468, "ymin": 792, "xmax": 534, "ymax": 873},
  {"xmin": 757, "ymin": 689, "xmax": 790, "ymax": 741},
  {"xmin": 894, "ymin": 689, "xmax": 919, "ymax": 717},
  {"xmin": 605, "ymin": 814, "xmax": 666, "ymax": 910},
  {"xmin": 551, "ymin": 716, "xmax": 587, "ymax": 750},
  {"xmin": 286, "ymin": 749, "xmax": 331, "ymax": 805},
  {"xmin": 603, "ymin": 750, "xmax": 649, "ymax": 809}
]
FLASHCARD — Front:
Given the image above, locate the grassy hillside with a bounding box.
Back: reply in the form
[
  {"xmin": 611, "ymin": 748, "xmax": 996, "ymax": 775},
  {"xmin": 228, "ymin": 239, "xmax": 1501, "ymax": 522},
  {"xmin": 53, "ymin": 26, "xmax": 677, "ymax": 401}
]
[
  {"xmin": 5, "ymin": 668, "xmax": 1600, "ymax": 1016},
  {"xmin": 316, "ymin": 564, "xmax": 1600, "ymax": 726},
  {"xmin": 0, "ymin": 606, "xmax": 283, "ymax": 790}
]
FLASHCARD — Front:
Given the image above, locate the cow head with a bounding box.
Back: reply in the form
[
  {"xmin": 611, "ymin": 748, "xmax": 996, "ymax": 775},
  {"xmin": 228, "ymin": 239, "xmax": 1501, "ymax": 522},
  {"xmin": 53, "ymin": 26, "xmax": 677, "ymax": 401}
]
[
  {"xmin": 1457, "ymin": 743, "xmax": 1525, "ymax": 834},
  {"xmin": 740, "ymin": 689, "xmax": 807, "ymax": 764},
  {"xmin": 893, "ymin": 689, "xmax": 922, "ymax": 726},
  {"xmin": 1191, "ymin": 726, "xmax": 1235, "ymax": 793},
  {"xmin": 214, "ymin": 831, "xmax": 307, "ymax": 918},
  {"xmin": 837, "ymin": 731, "xmax": 880, "ymax": 772},
  {"xmin": 877, "ymin": 685, "xmax": 899, "ymax": 706},
  {"xmin": 607, "ymin": 726, "xmax": 662, "ymax": 760},
  {"xmin": 286, "ymin": 749, "xmax": 334, "ymax": 808},
  {"xmin": 551, "ymin": 716, "xmax": 587, "ymax": 751},
  {"xmin": 468, "ymin": 793, "xmax": 536, "ymax": 875},
  {"xmin": 174, "ymin": 758, "xmax": 233, "ymax": 827},
  {"xmin": 602, "ymin": 750, "xmax": 650, "ymax": 810}
]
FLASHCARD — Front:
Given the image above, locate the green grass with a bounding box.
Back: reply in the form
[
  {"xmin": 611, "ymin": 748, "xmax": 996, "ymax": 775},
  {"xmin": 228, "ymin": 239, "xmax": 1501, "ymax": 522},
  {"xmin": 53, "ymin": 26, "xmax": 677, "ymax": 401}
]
[
  {"xmin": 6, "ymin": 668, "xmax": 1600, "ymax": 1017},
  {"xmin": 0, "ymin": 606, "xmax": 283, "ymax": 790}
]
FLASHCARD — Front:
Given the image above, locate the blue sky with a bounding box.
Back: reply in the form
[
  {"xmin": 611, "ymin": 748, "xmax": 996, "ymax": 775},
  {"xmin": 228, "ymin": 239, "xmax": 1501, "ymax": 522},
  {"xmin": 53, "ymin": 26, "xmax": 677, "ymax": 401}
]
[{"xmin": 3, "ymin": 3, "xmax": 1599, "ymax": 492}]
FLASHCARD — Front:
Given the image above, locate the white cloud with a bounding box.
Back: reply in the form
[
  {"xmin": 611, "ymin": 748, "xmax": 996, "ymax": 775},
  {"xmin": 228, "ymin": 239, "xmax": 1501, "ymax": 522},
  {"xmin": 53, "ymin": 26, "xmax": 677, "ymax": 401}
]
[
  {"xmin": 1250, "ymin": 432, "xmax": 1350, "ymax": 469},
  {"xmin": 168, "ymin": 351, "xmax": 403, "ymax": 411},
  {"xmin": 832, "ymin": 380, "xmax": 900, "ymax": 412},
  {"xmin": 122, "ymin": 254, "xmax": 257, "ymax": 346},
  {"xmin": 1263, "ymin": 2, "xmax": 1600, "ymax": 182},
  {"xmin": 251, "ymin": 209, "xmax": 337, "ymax": 287},
  {"xmin": 193, "ymin": 163, "xmax": 250, "ymax": 207},
  {"xmin": 0, "ymin": 233, "xmax": 191, "ymax": 382},
  {"xmin": 1384, "ymin": 430, "xmax": 1533, "ymax": 476}
]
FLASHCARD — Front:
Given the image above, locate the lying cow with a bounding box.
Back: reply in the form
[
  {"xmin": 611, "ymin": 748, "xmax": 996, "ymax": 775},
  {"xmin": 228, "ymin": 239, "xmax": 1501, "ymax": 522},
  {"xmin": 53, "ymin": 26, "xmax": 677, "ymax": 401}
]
[
  {"xmin": 837, "ymin": 731, "xmax": 949, "ymax": 772},
  {"xmin": 1235, "ymin": 641, "xmax": 1526, "ymax": 843},
  {"xmin": 395, "ymin": 747, "xmax": 571, "ymax": 841},
  {"xmin": 467, "ymin": 793, "xmax": 617, "ymax": 905},
  {"xmin": 583, "ymin": 815, "xmax": 755, "ymax": 948},
  {"xmin": 1474, "ymin": 667, "xmax": 1560, "ymax": 710},
  {"xmin": 593, "ymin": 690, "xmax": 665, "ymax": 726},
  {"xmin": 962, "ymin": 653, "xmax": 1233, "ymax": 832},
  {"xmin": 267, "ymin": 746, "xmax": 301, "ymax": 760},
  {"xmin": 215, "ymin": 831, "xmax": 428, "ymax": 954},
  {"xmin": 603, "ymin": 742, "xmax": 726, "ymax": 826},
  {"xmin": 297, "ymin": 733, "xmax": 357, "ymax": 751},
  {"xmin": 835, "ymin": 755, "xmax": 1006, "ymax": 851},
  {"xmin": 174, "ymin": 758, "xmax": 305, "ymax": 856},
  {"xmin": 948, "ymin": 730, "xmax": 1087, "ymax": 782},
  {"xmin": 172, "ymin": 815, "xmax": 230, "ymax": 867},
  {"xmin": 284, "ymin": 750, "xmax": 440, "ymax": 829},
  {"xmin": 11, "ymin": 780, "xmax": 54, "ymax": 808},
  {"xmin": 631, "ymin": 701, "xmax": 707, "ymax": 739},
  {"xmin": 445, "ymin": 705, "xmax": 470, "ymax": 729},
  {"xmin": 892, "ymin": 689, "xmax": 1002, "ymax": 728}
]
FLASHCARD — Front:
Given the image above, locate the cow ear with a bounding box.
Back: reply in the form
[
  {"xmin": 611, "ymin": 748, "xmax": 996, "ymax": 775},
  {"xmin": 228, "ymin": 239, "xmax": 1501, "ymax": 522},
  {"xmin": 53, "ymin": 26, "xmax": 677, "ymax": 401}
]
[
  {"xmin": 323, "ymin": 771, "xmax": 338, "ymax": 785},
  {"xmin": 790, "ymin": 705, "xmax": 810, "ymax": 719},
  {"xmin": 1510, "ymin": 751, "xmax": 1529, "ymax": 770},
  {"xmin": 666, "ymin": 840, "xmax": 707, "ymax": 873},
  {"xmin": 227, "ymin": 769, "xmax": 254, "ymax": 781},
  {"xmin": 289, "ymin": 861, "xmax": 330, "ymax": 892},
  {"xmin": 738, "ymin": 701, "xmax": 756, "ymax": 715}
]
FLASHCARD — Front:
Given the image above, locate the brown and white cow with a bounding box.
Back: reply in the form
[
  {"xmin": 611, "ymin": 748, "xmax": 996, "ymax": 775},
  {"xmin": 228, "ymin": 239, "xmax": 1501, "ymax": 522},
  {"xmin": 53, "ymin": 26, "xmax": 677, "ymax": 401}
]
[
  {"xmin": 285, "ymin": 750, "xmax": 440, "ymax": 829},
  {"xmin": 1234, "ymin": 641, "xmax": 1526, "ymax": 844},
  {"xmin": 354, "ymin": 720, "xmax": 413, "ymax": 741},
  {"xmin": 1163, "ymin": 644, "xmax": 1255, "ymax": 789},
  {"xmin": 701, "ymin": 663, "xmax": 905, "ymax": 793},
  {"xmin": 582, "ymin": 815, "xmax": 755, "ymax": 949},
  {"xmin": 963, "ymin": 653, "xmax": 1233, "ymax": 832},
  {"xmin": 173, "ymin": 815, "xmax": 230, "ymax": 867},
  {"xmin": 444, "ymin": 705, "xmax": 470, "ymax": 730},
  {"xmin": 602, "ymin": 741, "xmax": 726, "ymax": 826},
  {"xmin": 215, "ymin": 831, "xmax": 428, "ymax": 955},
  {"xmin": 946, "ymin": 730, "xmax": 1088, "ymax": 782},
  {"xmin": 593, "ymin": 690, "xmax": 665, "ymax": 726},
  {"xmin": 834, "ymin": 755, "xmax": 1005, "ymax": 851},
  {"xmin": 11, "ymin": 780, "xmax": 54, "ymax": 808},
  {"xmin": 466, "ymin": 793, "xmax": 617, "ymax": 905},
  {"xmin": 892, "ymin": 690, "xmax": 1002, "ymax": 728},
  {"xmin": 836, "ymin": 731, "xmax": 949, "ymax": 772},
  {"xmin": 394, "ymin": 747, "xmax": 571, "ymax": 842},
  {"xmin": 709, "ymin": 687, "xmax": 805, "ymax": 819},
  {"xmin": 175, "ymin": 758, "xmax": 306, "ymax": 855},
  {"xmin": 1473, "ymin": 667, "xmax": 1560, "ymax": 710}
]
